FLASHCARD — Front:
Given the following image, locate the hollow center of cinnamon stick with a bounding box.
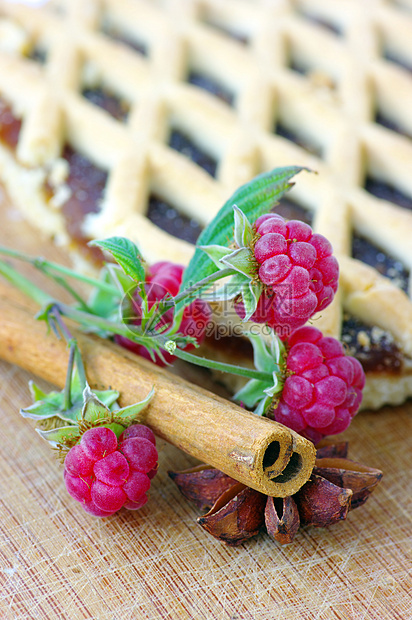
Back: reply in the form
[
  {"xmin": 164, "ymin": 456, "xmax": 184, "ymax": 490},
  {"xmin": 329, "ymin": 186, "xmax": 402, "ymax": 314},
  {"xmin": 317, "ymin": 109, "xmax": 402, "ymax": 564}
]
[
  {"xmin": 269, "ymin": 452, "xmax": 303, "ymax": 483},
  {"xmin": 262, "ymin": 441, "xmax": 281, "ymax": 477}
]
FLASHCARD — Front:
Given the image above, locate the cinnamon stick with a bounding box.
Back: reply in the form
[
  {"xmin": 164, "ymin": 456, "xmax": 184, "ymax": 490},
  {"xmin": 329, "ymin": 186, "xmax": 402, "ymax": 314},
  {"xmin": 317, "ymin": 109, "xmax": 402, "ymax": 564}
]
[{"xmin": 0, "ymin": 283, "xmax": 316, "ymax": 497}]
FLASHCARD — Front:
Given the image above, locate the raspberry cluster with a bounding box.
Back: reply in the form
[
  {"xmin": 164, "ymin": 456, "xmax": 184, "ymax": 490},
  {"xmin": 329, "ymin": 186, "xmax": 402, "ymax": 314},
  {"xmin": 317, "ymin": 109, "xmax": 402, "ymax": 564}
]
[
  {"xmin": 64, "ymin": 424, "xmax": 158, "ymax": 517},
  {"xmin": 116, "ymin": 261, "xmax": 211, "ymax": 365},
  {"xmin": 236, "ymin": 213, "xmax": 339, "ymax": 339},
  {"xmin": 115, "ymin": 212, "xmax": 360, "ymax": 444},
  {"xmin": 271, "ymin": 326, "xmax": 365, "ymax": 444}
]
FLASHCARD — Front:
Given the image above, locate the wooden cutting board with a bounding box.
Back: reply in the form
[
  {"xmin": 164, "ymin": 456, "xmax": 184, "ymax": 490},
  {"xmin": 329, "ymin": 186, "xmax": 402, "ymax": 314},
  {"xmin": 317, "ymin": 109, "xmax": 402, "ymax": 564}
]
[{"xmin": 0, "ymin": 191, "xmax": 411, "ymax": 620}]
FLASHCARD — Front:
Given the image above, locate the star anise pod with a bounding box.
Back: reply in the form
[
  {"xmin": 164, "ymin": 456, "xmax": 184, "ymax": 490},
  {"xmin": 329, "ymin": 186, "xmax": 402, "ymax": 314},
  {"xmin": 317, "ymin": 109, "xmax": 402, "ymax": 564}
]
[{"xmin": 169, "ymin": 442, "xmax": 383, "ymax": 545}]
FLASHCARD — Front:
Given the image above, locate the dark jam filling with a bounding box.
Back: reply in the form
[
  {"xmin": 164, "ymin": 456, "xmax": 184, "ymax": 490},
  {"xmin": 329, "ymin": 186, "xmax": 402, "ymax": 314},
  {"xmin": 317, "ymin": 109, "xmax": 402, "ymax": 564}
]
[
  {"xmin": 0, "ymin": 101, "xmax": 22, "ymax": 149},
  {"xmin": 375, "ymin": 112, "xmax": 402, "ymax": 134},
  {"xmin": 27, "ymin": 47, "xmax": 47, "ymax": 63},
  {"xmin": 188, "ymin": 71, "xmax": 235, "ymax": 106},
  {"xmin": 364, "ymin": 177, "xmax": 412, "ymax": 211},
  {"xmin": 375, "ymin": 107, "xmax": 412, "ymax": 139},
  {"xmin": 352, "ymin": 234, "xmax": 410, "ymax": 293},
  {"xmin": 82, "ymin": 87, "xmax": 130, "ymax": 122},
  {"xmin": 383, "ymin": 51, "xmax": 412, "ymax": 74},
  {"xmin": 342, "ymin": 316, "xmax": 403, "ymax": 374},
  {"xmin": 379, "ymin": 53, "xmax": 412, "ymax": 136},
  {"xmin": 203, "ymin": 20, "xmax": 249, "ymax": 45},
  {"xmin": 273, "ymin": 198, "xmax": 313, "ymax": 225},
  {"xmin": 274, "ymin": 122, "xmax": 323, "ymax": 158},
  {"xmin": 288, "ymin": 58, "xmax": 337, "ymax": 95},
  {"xmin": 169, "ymin": 129, "xmax": 218, "ymax": 178},
  {"xmin": 101, "ymin": 24, "xmax": 147, "ymax": 56},
  {"xmin": 147, "ymin": 197, "xmax": 203, "ymax": 245},
  {"xmin": 61, "ymin": 146, "xmax": 108, "ymax": 264},
  {"xmin": 299, "ymin": 13, "xmax": 342, "ymax": 35},
  {"xmin": 289, "ymin": 60, "xmax": 307, "ymax": 76}
]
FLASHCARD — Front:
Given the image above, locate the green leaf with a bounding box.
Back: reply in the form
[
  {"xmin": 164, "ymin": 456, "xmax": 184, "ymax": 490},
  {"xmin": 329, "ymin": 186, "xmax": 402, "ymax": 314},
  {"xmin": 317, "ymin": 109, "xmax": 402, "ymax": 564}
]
[
  {"xmin": 247, "ymin": 331, "xmax": 286, "ymax": 372},
  {"xmin": 254, "ymin": 396, "xmax": 271, "ymax": 417},
  {"xmin": 34, "ymin": 302, "xmax": 58, "ymax": 325},
  {"xmin": 233, "ymin": 206, "xmax": 254, "ymax": 248},
  {"xmin": 70, "ymin": 365, "xmax": 83, "ymax": 396},
  {"xmin": 89, "ymin": 237, "xmax": 146, "ymax": 283},
  {"xmin": 220, "ymin": 248, "xmax": 255, "ymax": 278},
  {"xmin": 95, "ymin": 389, "xmax": 120, "ymax": 409},
  {"xmin": 233, "ymin": 379, "xmax": 265, "ymax": 409},
  {"xmin": 29, "ymin": 381, "xmax": 49, "ymax": 403},
  {"xmin": 248, "ymin": 332, "xmax": 276, "ymax": 372},
  {"xmin": 240, "ymin": 281, "xmax": 263, "ymax": 321},
  {"xmin": 115, "ymin": 387, "xmax": 155, "ymax": 422},
  {"xmin": 21, "ymin": 360, "xmax": 120, "ymax": 426},
  {"xmin": 179, "ymin": 166, "xmax": 308, "ymax": 309},
  {"xmin": 173, "ymin": 334, "xmax": 198, "ymax": 349},
  {"xmin": 104, "ymin": 423, "xmax": 126, "ymax": 438},
  {"xmin": 241, "ymin": 282, "xmax": 259, "ymax": 321},
  {"xmin": 107, "ymin": 264, "xmax": 137, "ymax": 295},
  {"xmin": 233, "ymin": 332, "xmax": 286, "ymax": 415},
  {"xmin": 200, "ymin": 273, "xmax": 247, "ymax": 303},
  {"xmin": 81, "ymin": 385, "xmax": 110, "ymax": 423},
  {"xmin": 198, "ymin": 244, "xmax": 233, "ymax": 270},
  {"xmin": 20, "ymin": 396, "xmax": 67, "ymax": 420},
  {"xmin": 36, "ymin": 425, "xmax": 80, "ymax": 447},
  {"xmin": 268, "ymin": 331, "xmax": 286, "ymax": 366},
  {"xmin": 88, "ymin": 266, "xmax": 122, "ymax": 319},
  {"xmin": 264, "ymin": 372, "xmax": 283, "ymax": 398},
  {"xmin": 81, "ymin": 263, "xmax": 136, "ymax": 336}
]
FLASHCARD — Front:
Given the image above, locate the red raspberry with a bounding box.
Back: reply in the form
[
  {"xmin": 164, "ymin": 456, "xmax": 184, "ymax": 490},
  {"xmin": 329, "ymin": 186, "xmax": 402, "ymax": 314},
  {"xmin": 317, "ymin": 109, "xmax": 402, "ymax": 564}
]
[
  {"xmin": 64, "ymin": 424, "xmax": 158, "ymax": 517},
  {"xmin": 269, "ymin": 326, "xmax": 365, "ymax": 444},
  {"xmin": 236, "ymin": 214, "xmax": 339, "ymax": 339},
  {"xmin": 116, "ymin": 261, "xmax": 211, "ymax": 366}
]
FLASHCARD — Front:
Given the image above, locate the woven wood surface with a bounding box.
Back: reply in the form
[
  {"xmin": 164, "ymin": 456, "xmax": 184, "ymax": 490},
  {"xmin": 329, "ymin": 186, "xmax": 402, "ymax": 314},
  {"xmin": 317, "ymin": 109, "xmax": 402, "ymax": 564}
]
[{"xmin": 0, "ymin": 195, "xmax": 412, "ymax": 620}]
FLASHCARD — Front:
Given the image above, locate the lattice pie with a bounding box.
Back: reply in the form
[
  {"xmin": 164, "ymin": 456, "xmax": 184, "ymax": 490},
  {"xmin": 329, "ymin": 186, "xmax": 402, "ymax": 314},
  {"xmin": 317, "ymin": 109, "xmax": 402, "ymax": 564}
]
[{"xmin": 1, "ymin": 0, "xmax": 412, "ymax": 410}]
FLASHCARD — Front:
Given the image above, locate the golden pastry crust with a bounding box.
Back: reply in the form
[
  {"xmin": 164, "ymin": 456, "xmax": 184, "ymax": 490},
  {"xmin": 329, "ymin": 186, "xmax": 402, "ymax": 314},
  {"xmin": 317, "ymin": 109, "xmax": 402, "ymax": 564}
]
[{"xmin": 0, "ymin": 0, "xmax": 412, "ymax": 409}]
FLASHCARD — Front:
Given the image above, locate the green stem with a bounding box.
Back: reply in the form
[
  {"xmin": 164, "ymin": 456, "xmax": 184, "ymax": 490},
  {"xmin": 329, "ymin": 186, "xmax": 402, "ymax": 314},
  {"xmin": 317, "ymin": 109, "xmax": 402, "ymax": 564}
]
[
  {"xmin": 164, "ymin": 347, "xmax": 273, "ymax": 382},
  {"xmin": 57, "ymin": 303, "xmax": 273, "ymax": 382},
  {"xmin": 63, "ymin": 344, "xmax": 76, "ymax": 410},
  {"xmin": 1, "ymin": 258, "xmax": 273, "ymax": 384},
  {"xmin": 144, "ymin": 266, "xmax": 234, "ymax": 332},
  {"xmin": 0, "ymin": 256, "xmax": 91, "ymax": 312},
  {"xmin": 0, "ymin": 246, "xmax": 120, "ymax": 297},
  {"xmin": 173, "ymin": 267, "xmax": 234, "ymax": 308},
  {"xmin": 0, "ymin": 259, "xmax": 52, "ymax": 306},
  {"xmin": 49, "ymin": 307, "xmax": 88, "ymax": 389},
  {"xmin": 57, "ymin": 302, "xmax": 156, "ymax": 349},
  {"xmin": 48, "ymin": 274, "xmax": 92, "ymax": 312},
  {"xmin": 74, "ymin": 345, "xmax": 87, "ymax": 388},
  {"xmin": 49, "ymin": 305, "xmax": 74, "ymax": 342}
]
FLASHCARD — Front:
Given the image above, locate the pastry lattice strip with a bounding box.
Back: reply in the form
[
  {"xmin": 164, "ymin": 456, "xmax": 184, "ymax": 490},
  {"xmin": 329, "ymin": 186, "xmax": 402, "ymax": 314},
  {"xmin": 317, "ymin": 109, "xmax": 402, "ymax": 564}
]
[{"xmin": 1, "ymin": 0, "xmax": 412, "ymax": 408}]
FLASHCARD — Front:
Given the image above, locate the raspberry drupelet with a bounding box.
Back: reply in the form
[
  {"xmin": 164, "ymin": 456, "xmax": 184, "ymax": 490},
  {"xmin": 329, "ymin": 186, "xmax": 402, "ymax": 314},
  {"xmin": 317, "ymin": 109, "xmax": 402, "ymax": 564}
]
[
  {"xmin": 236, "ymin": 213, "xmax": 339, "ymax": 339},
  {"xmin": 64, "ymin": 424, "xmax": 158, "ymax": 517},
  {"xmin": 116, "ymin": 261, "xmax": 211, "ymax": 366},
  {"xmin": 270, "ymin": 326, "xmax": 365, "ymax": 444}
]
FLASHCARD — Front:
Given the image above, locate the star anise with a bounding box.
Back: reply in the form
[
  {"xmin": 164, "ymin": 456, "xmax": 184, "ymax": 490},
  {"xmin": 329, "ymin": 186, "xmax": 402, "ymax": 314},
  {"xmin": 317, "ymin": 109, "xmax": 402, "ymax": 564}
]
[{"xmin": 169, "ymin": 442, "xmax": 383, "ymax": 545}]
